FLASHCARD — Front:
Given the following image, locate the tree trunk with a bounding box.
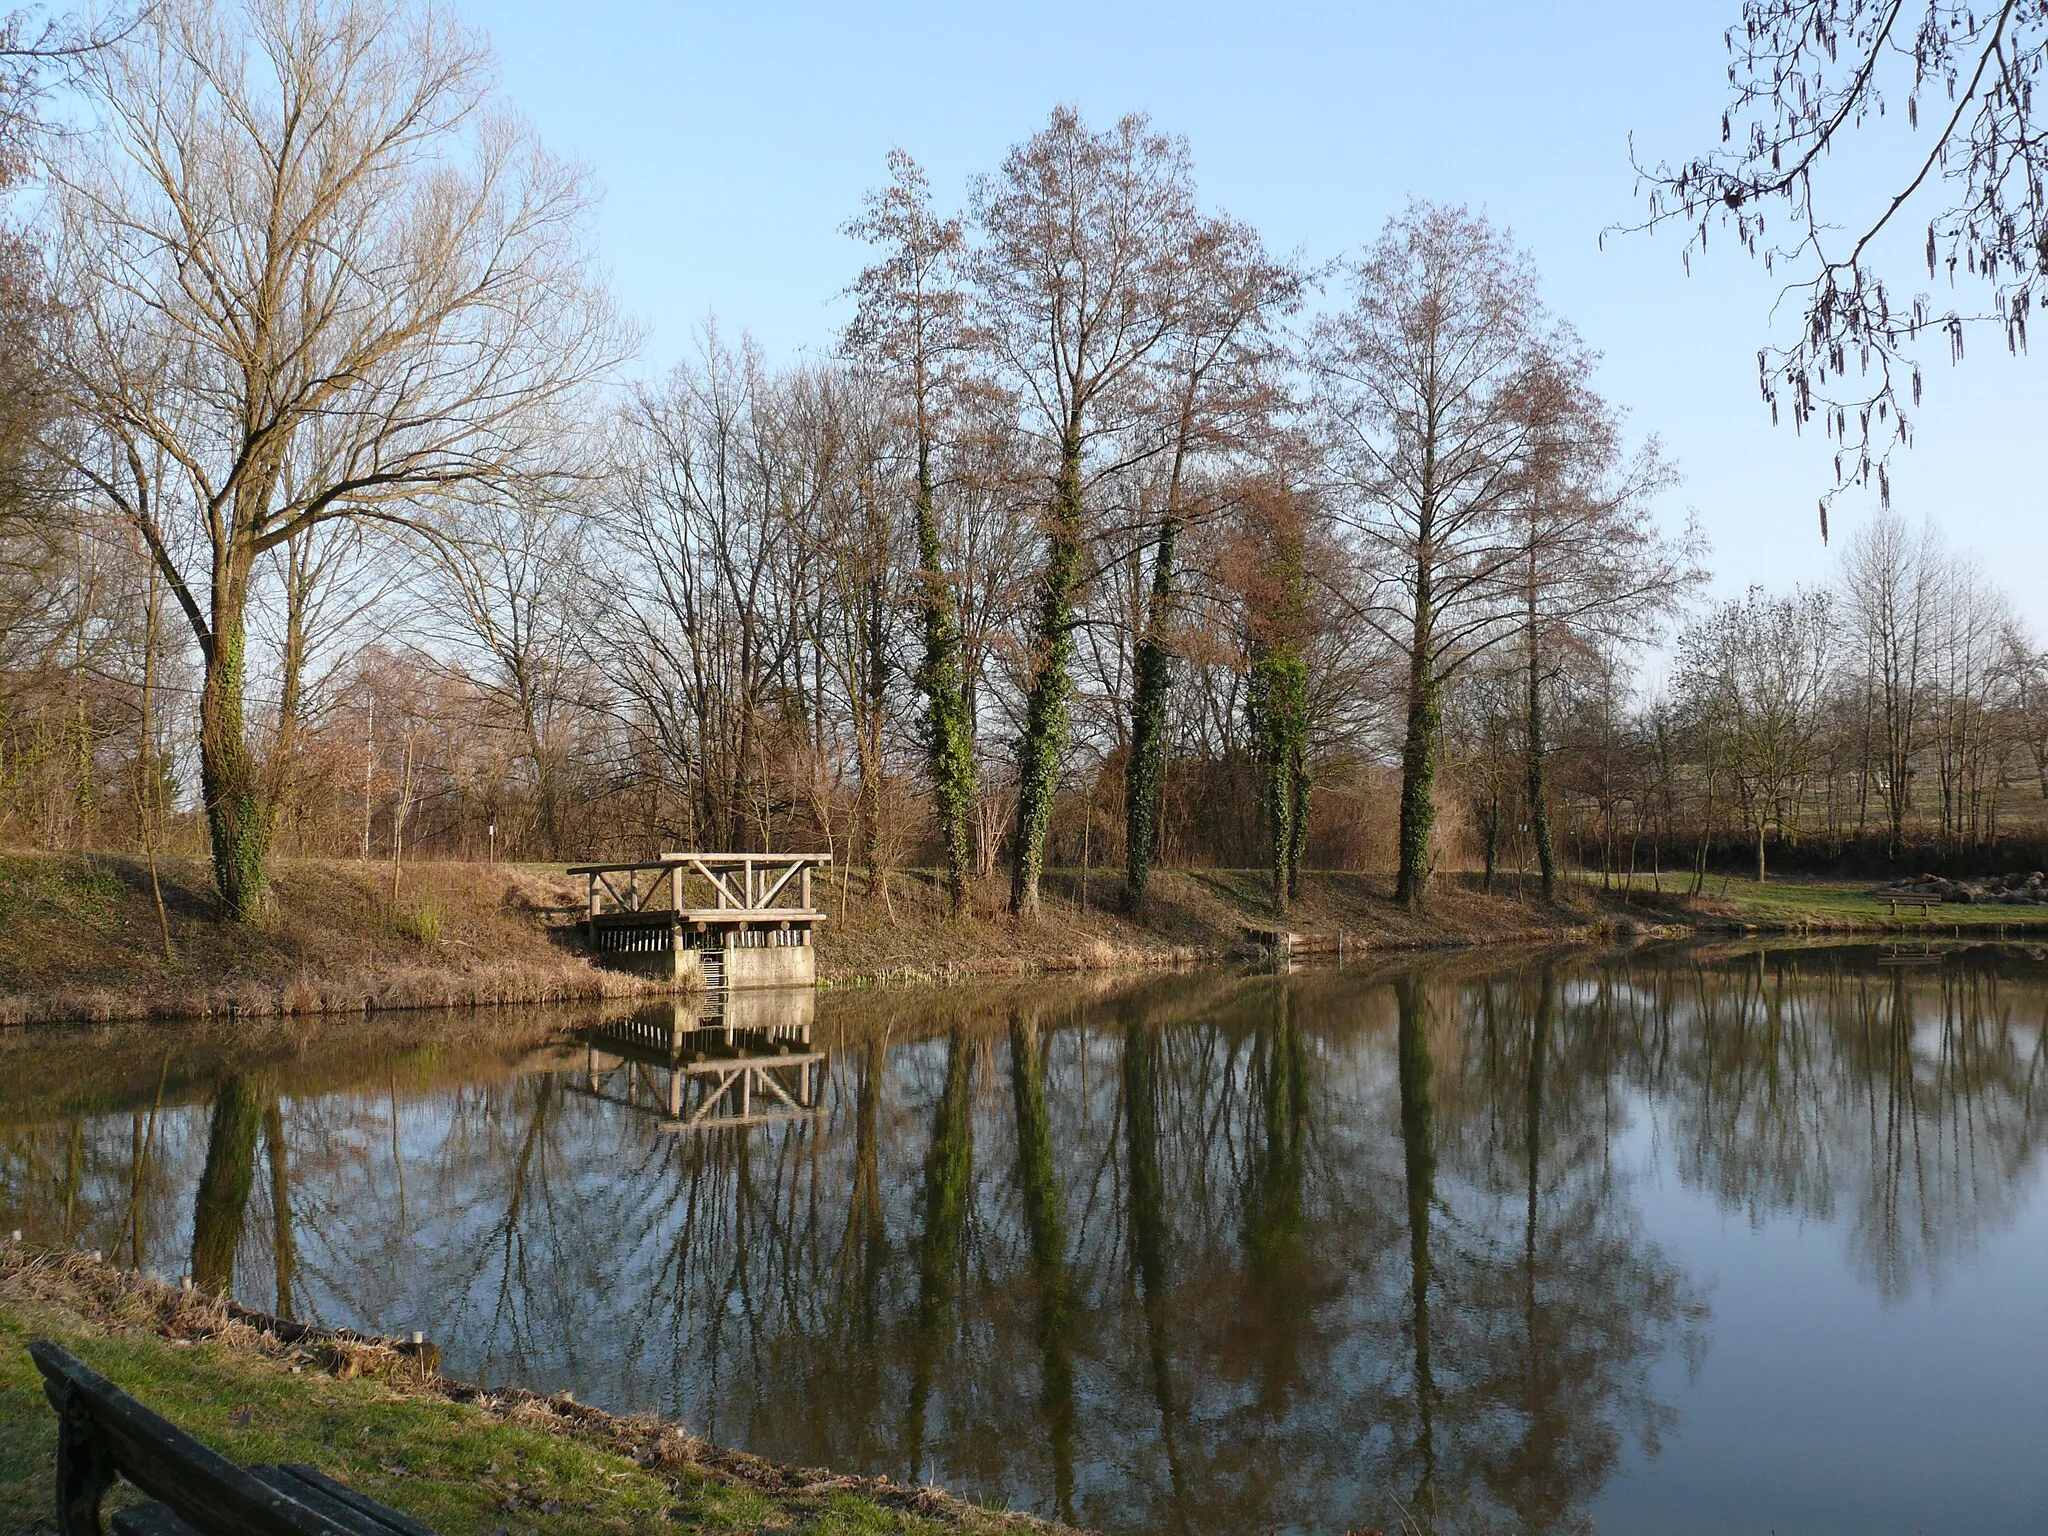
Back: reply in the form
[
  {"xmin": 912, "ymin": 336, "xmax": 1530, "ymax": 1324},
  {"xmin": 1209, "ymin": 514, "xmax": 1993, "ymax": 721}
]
[
  {"xmin": 1396, "ymin": 574, "xmax": 1439, "ymax": 909},
  {"xmin": 198, "ymin": 565, "xmax": 272, "ymax": 923},
  {"xmin": 1123, "ymin": 512, "xmax": 1177, "ymax": 909},
  {"xmin": 1526, "ymin": 628, "xmax": 1557, "ymax": 902},
  {"xmin": 1285, "ymin": 742, "xmax": 1310, "ymax": 905},
  {"xmin": 1010, "ymin": 429, "xmax": 1086, "ymax": 918}
]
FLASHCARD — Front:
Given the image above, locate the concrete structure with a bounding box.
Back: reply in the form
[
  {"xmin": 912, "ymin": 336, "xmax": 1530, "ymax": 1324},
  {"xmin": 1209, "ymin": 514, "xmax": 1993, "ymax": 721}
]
[{"xmin": 567, "ymin": 852, "xmax": 830, "ymax": 990}]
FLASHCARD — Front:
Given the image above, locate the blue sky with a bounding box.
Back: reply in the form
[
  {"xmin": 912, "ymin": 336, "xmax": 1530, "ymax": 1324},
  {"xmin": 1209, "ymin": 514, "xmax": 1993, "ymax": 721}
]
[{"xmin": 474, "ymin": 0, "xmax": 2047, "ymax": 641}]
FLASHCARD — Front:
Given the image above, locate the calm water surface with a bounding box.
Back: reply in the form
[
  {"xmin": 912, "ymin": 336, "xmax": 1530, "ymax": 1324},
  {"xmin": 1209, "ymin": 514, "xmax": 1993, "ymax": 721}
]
[{"xmin": 4, "ymin": 943, "xmax": 2045, "ymax": 1535}]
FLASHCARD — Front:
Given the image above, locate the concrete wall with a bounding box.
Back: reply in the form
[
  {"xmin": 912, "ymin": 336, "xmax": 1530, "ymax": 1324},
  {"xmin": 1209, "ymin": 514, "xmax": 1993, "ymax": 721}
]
[
  {"xmin": 606, "ymin": 944, "xmax": 705, "ymax": 987},
  {"xmin": 723, "ymin": 945, "xmax": 815, "ymax": 990}
]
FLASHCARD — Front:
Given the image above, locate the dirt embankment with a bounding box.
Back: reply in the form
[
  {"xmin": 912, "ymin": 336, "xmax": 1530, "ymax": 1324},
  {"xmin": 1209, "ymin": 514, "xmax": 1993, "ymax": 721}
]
[
  {"xmin": 0, "ymin": 855, "xmax": 663, "ymax": 1028},
  {"xmin": 0, "ymin": 851, "xmax": 1677, "ymax": 1028}
]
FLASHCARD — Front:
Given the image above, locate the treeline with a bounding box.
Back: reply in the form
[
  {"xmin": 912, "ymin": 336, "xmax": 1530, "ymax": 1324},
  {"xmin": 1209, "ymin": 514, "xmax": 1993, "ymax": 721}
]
[
  {"xmin": 1507, "ymin": 516, "xmax": 2048, "ymax": 888},
  {"xmin": 0, "ymin": 0, "xmax": 2042, "ymax": 925}
]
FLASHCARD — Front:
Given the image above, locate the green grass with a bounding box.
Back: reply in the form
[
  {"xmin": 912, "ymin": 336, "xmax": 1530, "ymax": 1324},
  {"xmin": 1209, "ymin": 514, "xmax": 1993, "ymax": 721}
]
[
  {"xmin": 0, "ymin": 1273, "xmax": 978, "ymax": 1536},
  {"xmin": 1682, "ymin": 877, "xmax": 2048, "ymax": 930}
]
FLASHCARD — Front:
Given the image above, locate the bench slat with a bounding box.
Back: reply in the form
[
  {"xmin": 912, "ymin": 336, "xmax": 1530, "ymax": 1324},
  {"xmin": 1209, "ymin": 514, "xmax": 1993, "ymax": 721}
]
[{"xmin": 251, "ymin": 1466, "xmax": 435, "ymax": 1536}]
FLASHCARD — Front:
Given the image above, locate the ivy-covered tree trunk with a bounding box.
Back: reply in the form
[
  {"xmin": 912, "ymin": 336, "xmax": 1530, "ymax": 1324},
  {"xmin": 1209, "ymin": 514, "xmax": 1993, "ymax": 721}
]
[
  {"xmin": 914, "ymin": 444, "xmax": 977, "ymax": 915},
  {"xmin": 1285, "ymin": 743, "xmax": 1310, "ymax": 904},
  {"xmin": 1525, "ymin": 624, "xmax": 1558, "ymax": 901},
  {"xmin": 1251, "ymin": 639, "xmax": 1309, "ymax": 918},
  {"xmin": 1123, "ymin": 513, "xmax": 1177, "ymax": 909},
  {"xmin": 1480, "ymin": 788, "xmax": 1502, "ymax": 892},
  {"xmin": 1395, "ymin": 568, "xmax": 1440, "ymax": 910},
  {"xmin": 199, "ymin": 559, "xmax": 273, "ymax": 922},
  {"xmin": 1010, "ymin": 429, "xmax": 1086, "ymax": 918}
]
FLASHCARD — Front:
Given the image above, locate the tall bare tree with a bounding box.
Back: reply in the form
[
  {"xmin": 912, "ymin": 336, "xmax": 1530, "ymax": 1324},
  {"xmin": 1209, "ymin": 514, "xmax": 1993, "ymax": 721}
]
[
  {"xmin": 970, "ymin": 107, "xmax": 1199, "ymax": 917},
  {"xmin": 44, "ymin": 0, "xmax": 623, "ymax": 917},
  {"xmin": 1314, "ymin": 204, "xmax": 1557, "ymax": 909},
  {"xmin": 1511, "ymin": 354, "xmax": 1693, "ymax": 900},
  {"xmin": 845, "ymin": 151, "xmax": 977, "ymax": 911},
  {"xmin": 1123, "ymin": 217, "xmax": 1298, "ymax": 908}
]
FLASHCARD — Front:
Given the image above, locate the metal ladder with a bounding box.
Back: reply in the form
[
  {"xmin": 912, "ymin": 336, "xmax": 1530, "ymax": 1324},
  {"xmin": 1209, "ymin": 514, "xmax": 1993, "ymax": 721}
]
[{"xmin": 699, "ymin": 946, "xmax": 726, "ymax": 993}]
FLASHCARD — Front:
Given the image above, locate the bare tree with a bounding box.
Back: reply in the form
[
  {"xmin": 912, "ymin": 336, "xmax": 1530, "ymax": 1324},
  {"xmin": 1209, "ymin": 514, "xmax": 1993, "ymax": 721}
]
[
  {"xmin": 844, "ymin": 150, "xmax": 977, "ymax": 911},
  {"xmin": 44, "ymin": 0, "xmax": 624, "ymax": 917},
  {"xmin": 1122, "ymin": 217, "xmax": 1299, "ymax": 907},
  {"xmin": 1313, "ymin": 204, "xmax": 1558, "ymax": 909},
  {"xmin": 425, "ymin": 468, "xmax": 593, "ymax": 858},
  {"xmin": 1841, "ymin": 511, "xmax": 1938, "ymax": 860},
  {"xmin": 970, "ymin": 107, "xmax": 1199, "ymax": 917},
  {"xmin": 1511, "ymin": 353, "xmax": 1694, "ymax": 900},
  {"xmin": 1676, "ymin": 586, "xmax": 1836, "ymax": 881}
]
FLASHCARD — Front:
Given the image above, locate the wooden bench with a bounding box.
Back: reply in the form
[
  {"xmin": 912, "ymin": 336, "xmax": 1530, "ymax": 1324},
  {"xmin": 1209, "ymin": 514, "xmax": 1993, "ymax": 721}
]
[
  {"xmin": 1885, "ymin": 895, "xmax": 1940, "ymax": 917},
  {"xmin": 30, "ymin": 1341, "xmax": 435, "ymax": 1536}
]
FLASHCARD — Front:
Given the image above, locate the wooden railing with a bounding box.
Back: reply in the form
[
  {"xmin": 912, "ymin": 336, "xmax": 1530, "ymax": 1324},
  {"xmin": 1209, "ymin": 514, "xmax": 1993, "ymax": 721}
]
[{"xmin": 566, "ymin": 852, "xmax": 833, "ymax": 936}]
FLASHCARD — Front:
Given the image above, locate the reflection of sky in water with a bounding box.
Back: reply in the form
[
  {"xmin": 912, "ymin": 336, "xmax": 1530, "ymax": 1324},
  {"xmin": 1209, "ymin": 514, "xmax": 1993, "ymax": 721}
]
[{"xmin": 4, "ymin": 946, "xmax": 2046, "ymax": 1536}]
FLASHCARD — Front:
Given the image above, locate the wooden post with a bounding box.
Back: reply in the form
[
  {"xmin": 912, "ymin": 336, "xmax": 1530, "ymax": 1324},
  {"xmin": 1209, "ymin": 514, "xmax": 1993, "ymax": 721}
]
[
  {"xmin": 802, "ymin": 864, "xmax": 812, "ymax": 911},
  {"xmin": 587, "ymin": 874, "xmax": 598, "ymax": 945}
]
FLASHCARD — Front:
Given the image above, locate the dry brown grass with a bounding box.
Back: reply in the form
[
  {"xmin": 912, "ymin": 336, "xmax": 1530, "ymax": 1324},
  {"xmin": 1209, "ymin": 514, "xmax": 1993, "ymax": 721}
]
[
  {"xmin": 0, "ymin": 849, "xmax": 1679, "ymax": 1028},
  {"xmin": 814, "ymin": 864, "xmax": 1661, "ymax": 984},
  {"xmin": 0, "ymin": 854, "xmax": 677, "ymax": 1028}
]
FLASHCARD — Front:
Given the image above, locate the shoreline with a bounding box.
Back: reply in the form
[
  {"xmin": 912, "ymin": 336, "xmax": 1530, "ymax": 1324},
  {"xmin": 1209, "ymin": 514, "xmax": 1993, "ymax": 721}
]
[
  {"xmin": 5, "ymin": 851, "xmax": 2047, "ymax": 1029},
  {"xmin": 0, "ymin": 1242, "xmax": 1076, "ymax": 1534}
]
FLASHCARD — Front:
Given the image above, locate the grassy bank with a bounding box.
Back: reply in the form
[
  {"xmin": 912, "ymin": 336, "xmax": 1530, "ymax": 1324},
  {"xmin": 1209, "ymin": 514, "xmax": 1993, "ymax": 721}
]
[
  {"xmin": 1, "ymin": 851, "xmax": 1664, "ymax": 1026},
  {"xmin": 9, "ymin": 850, "xmax": 2046, "ymax": 1030},
  {"xmin": 814, "ymin": 865, "xmax": 1655, "ymax": 983},
  {"xmin": 0, "ymin": 855, "xmax": 671, "ymax": 1027},
  {"xmin": 1609, "ymin": 874, "xmax": 2048, "ymax": 936},
  {"xmin": 0, "ymin": 1244, "xmax": 1068, "ymax": 1536}
]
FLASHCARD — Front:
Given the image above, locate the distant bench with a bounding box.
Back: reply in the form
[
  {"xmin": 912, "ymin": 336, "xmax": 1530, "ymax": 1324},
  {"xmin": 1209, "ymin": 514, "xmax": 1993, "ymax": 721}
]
[
  {"xmin": 1885, "ymin": 895, "xmax": 1939, "ymax": 917},
  {"xmin": 30, "ymin": 1340, "xmax": 435, "ymax": 1535}
]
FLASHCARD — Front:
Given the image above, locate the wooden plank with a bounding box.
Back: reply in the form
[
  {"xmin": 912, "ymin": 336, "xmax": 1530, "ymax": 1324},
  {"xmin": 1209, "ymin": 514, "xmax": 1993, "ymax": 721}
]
[
  {"xmin": 255, "ymin": 1465, "xmax": 437, "ymax": 1536},
  {"xmin": 670, "ymin": 909, "xmax": 827, "ymax": 923},
  {"xmin": 654, "ymin": 852, "xmax": 833, "ymax": 865}
]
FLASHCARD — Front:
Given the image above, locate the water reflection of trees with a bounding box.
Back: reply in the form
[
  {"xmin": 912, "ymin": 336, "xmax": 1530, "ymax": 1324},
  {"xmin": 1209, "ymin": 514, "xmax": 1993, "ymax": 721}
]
[{"xmin": 1, "ymin": 952, "xmax": 2045, "ymax": 1534}]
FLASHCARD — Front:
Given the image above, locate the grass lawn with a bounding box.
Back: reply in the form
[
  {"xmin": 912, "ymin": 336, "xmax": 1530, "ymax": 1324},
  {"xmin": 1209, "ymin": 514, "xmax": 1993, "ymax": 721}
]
[
  {"xmin": 1, "ymin": 1248, "xmax": 1054, "ymax": 1536},
  {"xmin": 1678, "ymin": 877, "xmax": 2048, "ymax": 930}
]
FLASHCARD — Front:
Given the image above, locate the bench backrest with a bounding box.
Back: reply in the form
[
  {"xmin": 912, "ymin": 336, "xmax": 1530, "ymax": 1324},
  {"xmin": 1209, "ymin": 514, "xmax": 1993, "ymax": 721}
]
[{"xmin": 31, "ymin": 1340, "xmax": 356, "ymax": 1536}]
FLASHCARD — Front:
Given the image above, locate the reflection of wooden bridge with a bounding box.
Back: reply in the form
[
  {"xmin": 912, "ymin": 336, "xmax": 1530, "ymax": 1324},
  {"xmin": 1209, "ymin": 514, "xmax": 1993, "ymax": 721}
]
[
  {"xmin": 566, "ymin": 852, "xmax": 831, "ymax": 990},
  {"xmin": 571, "ymin": 996, "xmax": 825, "ymax": 1133}
]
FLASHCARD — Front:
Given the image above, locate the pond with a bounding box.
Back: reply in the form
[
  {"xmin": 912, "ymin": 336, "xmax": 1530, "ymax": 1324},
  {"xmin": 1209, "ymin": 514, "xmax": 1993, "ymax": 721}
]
[{"xmin": 4, "ymin": 942, "xmax": 2046, "ymax": 1535}]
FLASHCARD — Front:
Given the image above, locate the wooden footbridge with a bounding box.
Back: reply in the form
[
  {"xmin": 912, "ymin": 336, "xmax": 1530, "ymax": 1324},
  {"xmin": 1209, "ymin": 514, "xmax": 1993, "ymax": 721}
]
[{"xmin": 567, "ymin": 852, "xmax": 831, "ymax": 990}]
